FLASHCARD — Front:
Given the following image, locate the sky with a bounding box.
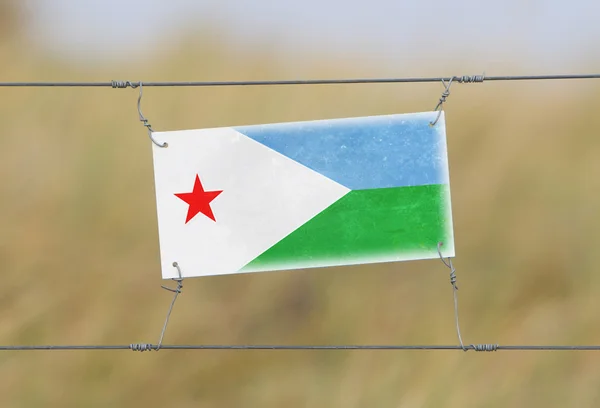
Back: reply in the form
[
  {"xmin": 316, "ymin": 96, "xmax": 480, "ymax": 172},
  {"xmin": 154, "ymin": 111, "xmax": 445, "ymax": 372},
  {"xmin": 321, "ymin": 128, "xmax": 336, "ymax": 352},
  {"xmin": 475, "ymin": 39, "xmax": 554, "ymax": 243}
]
[{"xmin": 19, "ymin": 0, "xmax": 600, "ymax": 72}]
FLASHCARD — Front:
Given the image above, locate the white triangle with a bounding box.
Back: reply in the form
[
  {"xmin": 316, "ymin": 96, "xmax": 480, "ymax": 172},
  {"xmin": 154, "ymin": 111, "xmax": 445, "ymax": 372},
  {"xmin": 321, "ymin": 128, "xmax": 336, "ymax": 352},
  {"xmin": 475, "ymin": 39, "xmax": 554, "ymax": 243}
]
[{"xmin": 151, "ymin": 127, "xmax": 350, "ymax": 279}]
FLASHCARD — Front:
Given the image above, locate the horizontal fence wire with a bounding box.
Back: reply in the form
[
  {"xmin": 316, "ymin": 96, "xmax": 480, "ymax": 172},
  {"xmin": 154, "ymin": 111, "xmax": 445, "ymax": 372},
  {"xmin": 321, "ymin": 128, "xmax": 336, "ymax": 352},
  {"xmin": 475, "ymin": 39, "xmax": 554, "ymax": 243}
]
[
  {"xmin": 1, "ymin": 344, "xmax": 600, "ymax": 352},
  {"xmin": 0, "ymin": 74, "xmax": 599, "ymax": 88}
]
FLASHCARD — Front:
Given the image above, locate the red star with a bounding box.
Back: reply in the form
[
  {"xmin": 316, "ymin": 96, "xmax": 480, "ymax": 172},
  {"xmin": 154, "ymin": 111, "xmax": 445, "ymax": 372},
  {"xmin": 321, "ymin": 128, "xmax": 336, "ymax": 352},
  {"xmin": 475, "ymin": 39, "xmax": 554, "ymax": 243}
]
[{"xmin": 174, "ymin": 174, "xmax": 223, "ymax": 224}]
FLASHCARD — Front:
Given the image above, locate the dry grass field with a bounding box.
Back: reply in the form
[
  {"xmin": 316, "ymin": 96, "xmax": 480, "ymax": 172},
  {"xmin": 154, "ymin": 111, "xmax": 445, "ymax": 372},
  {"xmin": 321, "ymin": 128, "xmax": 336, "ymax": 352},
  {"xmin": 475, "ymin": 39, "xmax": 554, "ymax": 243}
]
[{"xmin": 2, "ymin": 4, "xmax": 600, "ymax": 407}]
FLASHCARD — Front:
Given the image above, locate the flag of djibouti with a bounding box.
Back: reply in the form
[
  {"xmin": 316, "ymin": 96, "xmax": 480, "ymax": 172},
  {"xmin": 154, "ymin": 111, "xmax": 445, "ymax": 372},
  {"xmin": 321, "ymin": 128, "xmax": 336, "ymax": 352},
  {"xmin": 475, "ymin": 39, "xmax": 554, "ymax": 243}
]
[{"xmin": 151, "ymin": 111, "xmax": 454, "ymax": 279}]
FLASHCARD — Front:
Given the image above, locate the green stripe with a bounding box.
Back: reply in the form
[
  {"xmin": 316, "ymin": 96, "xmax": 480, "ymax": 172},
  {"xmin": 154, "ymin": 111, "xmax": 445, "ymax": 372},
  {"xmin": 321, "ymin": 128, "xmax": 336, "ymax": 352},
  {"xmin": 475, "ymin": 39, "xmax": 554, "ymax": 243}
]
[{"xmin": 242, "ymin": 184, "xmax": 453, "ymax": 272}]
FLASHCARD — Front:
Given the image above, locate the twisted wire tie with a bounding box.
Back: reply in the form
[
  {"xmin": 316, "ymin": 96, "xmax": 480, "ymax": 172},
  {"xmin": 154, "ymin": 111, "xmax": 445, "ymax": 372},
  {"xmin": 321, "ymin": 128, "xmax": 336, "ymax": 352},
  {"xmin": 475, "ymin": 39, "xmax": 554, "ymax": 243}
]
[
  {"xmin": 447, "ymin": 257, "xmax": 458, "ymax": 290},
  {"xmin": 129, "ymin": 263, "xmax": 183, "ymax": 352},
  {"xmin": 437, "ymin": 243, "xmax": 499, "ymax": 353},
  {"xmin": 471, "ymin": 344, "xmax": 499, "ymax": 352},
  {"xmin": 430, "ymin": 73, "xmax": 484, "ymax": 126},
  {"xmin": 111, "ymin": 80, "xmax": 167, "ymax": 147},
  {"xmin": 111, "ymin": 80, "xmax": 138, "ymax": 89},
  {"xmin": 455, "ymin": 74, "xmax": 485, "ymax": 83},
  {"xmin": 434, "ymin": 79, "xmax": 452, "ymax": 111},
  {"xmin": 129, "ymin": 343, "xmax": 154, "ymax": 352}
]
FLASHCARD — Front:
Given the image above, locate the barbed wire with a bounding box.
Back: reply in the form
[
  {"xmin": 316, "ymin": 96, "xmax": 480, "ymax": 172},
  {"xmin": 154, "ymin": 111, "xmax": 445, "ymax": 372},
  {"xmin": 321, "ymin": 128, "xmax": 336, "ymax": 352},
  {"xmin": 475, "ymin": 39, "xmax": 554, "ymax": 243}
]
[{"xmin": 0, "ymin": 73, "xmax": 598, "ymax": 88}]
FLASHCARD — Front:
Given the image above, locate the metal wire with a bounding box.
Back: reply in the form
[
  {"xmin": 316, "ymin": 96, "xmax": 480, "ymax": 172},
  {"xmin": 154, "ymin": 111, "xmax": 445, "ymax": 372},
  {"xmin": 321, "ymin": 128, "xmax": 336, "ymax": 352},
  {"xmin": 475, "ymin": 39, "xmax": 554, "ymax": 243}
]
[
  {"xmin": 156, "ymin": 262, "xmax": 184, "ymax": 350},
  {"xmin": 430, "ymin": 77, "xmax": 454, "ymax": 126},
  {"xmin": 0, "ymin": 73, "xmax": 599, "ymax": 87},
  {"xmin": 436, "ymin": 242, "xmax": 467, "ymax": 351},
  {"xmin": 0, "ymin": 344, "xmax": 598, "ymax": 351},
  {"xmin": 136, "ymin": 82, "xmax": 167, "ymax": 147},
  {"xmin": 0, "ymin": 253, "xmax": 596, "ymax": 353},
  {"xmin": 1, "ymin": 71, "xmax": 597, "ymax": 354}
]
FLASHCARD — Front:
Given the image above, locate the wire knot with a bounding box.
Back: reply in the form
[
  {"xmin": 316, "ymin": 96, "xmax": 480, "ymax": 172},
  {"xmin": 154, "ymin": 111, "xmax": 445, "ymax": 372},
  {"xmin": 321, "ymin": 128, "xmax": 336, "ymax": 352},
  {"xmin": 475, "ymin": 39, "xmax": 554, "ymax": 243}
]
[
  {"xmin": 470, "ymin": 344, "xmax": 499, "ymax": 352},
  {"xmin": 154, "ymin": 262, "xmax": 185, "ymax": 351},
  {"xmin": 449, "ymin": 267, "xmax": 457, "ymax": 289},
  {"xmin": 161, "ymin": 262, "xmax": 184, "ymax": 294},
  {"xmin": 429, "ymin": 78, "xmax": 454, "ymax": 126},
  {"xmin": 435, "ymin": 87, "xmax": 451, "ymax": 111},
  {"xmin": 134, "ymin": 82, "xmax": 167, "ymax": 147},
  {"xmin": 130, "ymin": 343, "xmax": 155, "ymax": 352},
  {"xmin": 437, "ymin": 242, "xmax": 458, "ymax": 290},
  {"xmin": 140, "ymin": 117, "xmax": 153, "ymax": 132}
]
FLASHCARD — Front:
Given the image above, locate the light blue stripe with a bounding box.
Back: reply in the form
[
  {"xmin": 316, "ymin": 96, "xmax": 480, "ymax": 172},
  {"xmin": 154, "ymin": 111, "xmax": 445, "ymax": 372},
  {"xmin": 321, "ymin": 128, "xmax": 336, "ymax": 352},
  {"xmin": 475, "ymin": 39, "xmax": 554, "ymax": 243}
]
[{"xmin": 234, "ymin": 111, "xmax": 449, "ymax": 190}]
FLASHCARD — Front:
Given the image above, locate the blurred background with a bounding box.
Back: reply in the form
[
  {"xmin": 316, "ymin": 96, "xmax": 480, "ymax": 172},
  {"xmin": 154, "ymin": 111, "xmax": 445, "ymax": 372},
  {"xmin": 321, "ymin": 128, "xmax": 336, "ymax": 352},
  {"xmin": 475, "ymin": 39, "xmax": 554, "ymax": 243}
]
[{"xmin": 1, "ymin": 0, "xmax": 600, "ymax": 406}]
